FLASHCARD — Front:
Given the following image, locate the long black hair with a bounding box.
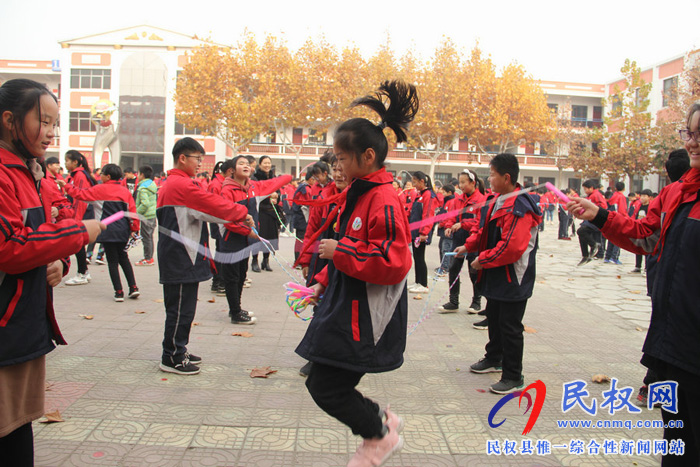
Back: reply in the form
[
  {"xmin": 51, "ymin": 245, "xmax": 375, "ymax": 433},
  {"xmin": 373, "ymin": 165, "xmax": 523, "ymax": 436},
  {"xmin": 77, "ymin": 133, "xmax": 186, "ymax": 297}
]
[
  {"xmin": 0, "ymin": 79, "xmax": 57, "ymax": 159},
  {"xmin": 412, "ymin": 170, "xmax": 434, "ymax": 192},
  {"xmin": 460, "ymin": 168, "xmax": 485, "ymax": 194},
  {"xmin": 334, "ymin": 80, "xmax": 419, "ymax": 167},
  {"xmin": 65, "ymin": 149, "xmax": 97, "ymax": 184}
]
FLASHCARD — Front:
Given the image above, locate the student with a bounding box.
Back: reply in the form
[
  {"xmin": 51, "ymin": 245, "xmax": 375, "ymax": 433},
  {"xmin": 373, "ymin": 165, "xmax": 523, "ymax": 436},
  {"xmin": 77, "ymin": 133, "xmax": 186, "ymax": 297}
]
[
  {"xmin": 576, "ymin": 180, "xmax": 607, "ymax": 266},
  {"xmin": 629, "ymin": 189, "xmax": 653, "ymax": 274},
  {"xmin": 602, "ymin": 182, "xmax": 627, "ymax": 265},
  {"xmin": 296, "ymin": 80, "xmax": 417, "ymax": 466},
  {"xmin": 568, "ymin": 103, "xmax": 700, "ymax": 464},
  {"xmin": 0, "ymin": 78, "xmax": 104, "ymax": 465},
  {"xmin": 408, "ymin": 171, "xmax": 437, "ymax": 294},
  {"xmin": 44, "ymin": 156, "xmax": 61, "ymax": 188},
  {"xmin": 61, "ymin": 163, "xmax": 141, "ymax": 301},
  {"xmin": 291, "ymin": 171, "xmax": 315, "ymax": 260},
  {"xmin": 455, "ymin": 153, "xmax": 542, "ymax": 394},
  {"xmin": 121, "ymin": 167, "xmax": 137, "ymax": 194},
  {"xmin": 440, "ymin": 169, "xmax": 486, "ymax": 316},
  {"xmin": 250, "ymin": 155, "xmax": 278, "ymax": 272},
  {"xmin": 435, "ymin": 184, "xmax": 456, "ymax": 276},
  {"xmin": 219, "ymin": 156, "xmax": 291, "ymax": 324},
  {"xmin": 208, "ymin": 159, "xmax": 235, "ymax": 294},
  {"xmin": 401, "ymin": 180, "xmax": 418, "ymax": 216},
  {"xmin": 134, "ymin": 165, "xmax": 158, "ymax": 266},
  {"xmin": 63, "ymin": 150, "xmax": 98, "ymax": 285},
  {"xmin": 557, "ymin": 187, "xmax": 572, "ymax": 240},
  {"xmin": 309, "ymin": 160, "xmax": 331, "ymax": 199},
  {"xmin": 157, "ymin": 138, "xmax": 252, "ymax": 375}
]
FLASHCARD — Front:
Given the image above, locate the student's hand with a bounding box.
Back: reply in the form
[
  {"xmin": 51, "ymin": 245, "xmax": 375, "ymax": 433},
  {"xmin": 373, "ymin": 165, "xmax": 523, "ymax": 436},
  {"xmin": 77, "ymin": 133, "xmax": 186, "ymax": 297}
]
[
  {"xmin": 567, "ymin": 198, "xmax": 597, "ymax": 221},
  {"xmin": 51, "ymin": 207, "xmax": 59, "ymax": 218},
  {"xmin": 248, "ymin": 230, "xmax": 259, "ymax": 240},
  {"xmin": 318, "ymin": 239, "xmax": 338, "ymax": 259},
  {"xmin": 302, "ymin": 266, "xmax": 309, "ymax": 280},
  {"xmin": 419, "ymin": 235, "xmax": 428, "ymax": 243},
  {"xmin": 46, "ymin": 260, "xmax": 63, "ymax": 287},
  {"xmin": 245, "ymin": 215, "xmax": 255, "ymax": 228},
  {"xmin": 470, "ymin": 257, "xmax": 483, "ymax": 271},
  {"xmin": 453, "ymin": 245, "xmax": 467, "ymax": 258},
  {"xmin": 82, "ymin": 219, "xmax": 106, "ymax": 243},
  {"xmin": 309, "ymin": 282, "xmax": 326, "ymax": 305},
  {"xmin": 56, "ymin": 179, "xmax": 66, "ymax": 188}
]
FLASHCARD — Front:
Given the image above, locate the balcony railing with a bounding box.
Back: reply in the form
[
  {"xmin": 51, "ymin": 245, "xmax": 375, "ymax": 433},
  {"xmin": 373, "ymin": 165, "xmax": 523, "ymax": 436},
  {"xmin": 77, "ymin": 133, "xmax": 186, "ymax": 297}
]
[{"xmin": 571, "ymin": 117, "xmax": 603, "ymax": 128}]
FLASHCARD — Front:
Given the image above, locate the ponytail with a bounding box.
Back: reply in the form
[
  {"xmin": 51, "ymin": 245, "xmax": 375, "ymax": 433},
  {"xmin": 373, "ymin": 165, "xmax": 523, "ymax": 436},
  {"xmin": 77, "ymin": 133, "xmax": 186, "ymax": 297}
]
[
  {"xmin": 412, "ymin": 171, "xmax": 433, "ymax": 192},
  {"xmin": 65, "ymin": 150, "xmax": 97, "ymax": 185},
  {"xmin": 211, "ymin": 161, "xmax": 224, "ymax": 178},
  {"xmin": 334, "ymin": 80, "xmax": 419, "ymax": 167}
]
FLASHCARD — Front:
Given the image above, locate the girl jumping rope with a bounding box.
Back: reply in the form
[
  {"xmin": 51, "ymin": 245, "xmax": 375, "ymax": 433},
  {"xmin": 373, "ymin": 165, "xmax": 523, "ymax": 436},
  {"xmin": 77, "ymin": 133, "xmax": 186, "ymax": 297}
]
[{"xmin": 295, "ymin": 80, "xmax": 418, "ymax": 467}]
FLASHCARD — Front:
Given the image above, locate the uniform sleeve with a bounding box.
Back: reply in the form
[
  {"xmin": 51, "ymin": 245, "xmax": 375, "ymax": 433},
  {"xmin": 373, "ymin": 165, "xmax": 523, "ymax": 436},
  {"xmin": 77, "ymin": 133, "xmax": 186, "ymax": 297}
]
[
  {"xmin": 477, "ymin": 212, "xmax": 538, "ymax": 269},
  {"xmin": 255, "ymin": 175, "xmax": 293, "ymax": 197},
  {"xmin": 598, "ymin": 196, "xmax": 662, "ymax": 255},
  {"xmin": 218, "ymin": 189, "xmax": 252, "ymax": 236},
  {"xmin": 298, "ymin": 205, "xmax": 323, "ymax": 267},
  {"xmin": 313, "ymin": 265, "xmax": 329, "ymax": 287},
  {"xmin": 66, "ymin": 172, "xmax": 90, "ymax": 220},
  {"xmin": 0, "ymin": 183, "xmax": 89, "ymax": 274},
  {"xmin": 42, "ymin": 179, "xmax": 74, "ymax": 221},
  {"xmin": 127, "ymin": 193, "xmax": 140, "ymax": 232},
  {"xmin": 333, "ymin": 201, "xmax": 411, "ymax": 286},
  {"xmin": 419, "ymin": 192, "xmax": 433, "ymax": 237}
]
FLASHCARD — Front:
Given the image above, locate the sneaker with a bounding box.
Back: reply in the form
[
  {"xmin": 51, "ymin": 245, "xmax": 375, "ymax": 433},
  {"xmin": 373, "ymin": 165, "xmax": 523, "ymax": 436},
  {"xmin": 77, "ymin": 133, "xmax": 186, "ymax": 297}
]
[
  {"xmin": 65, "ymin": 273, "xmax": 89, "ymax": 286},
  {"xmin": 408, "ymin": 285, "xmax": 429, "ymax": 294},
  {"xmin": 184, "ymin": 352, "xmax": 202, "ymax": 365},
  {"xmin": 241, "ymin": 309, "xmax": 255, "ymax": 317},
  {"xmin": 135, "ymin": 258, "xmax": 154, "ymax": 266},
  {"xmin": 243, "ymin": 278, "xmax": 252, "ymax": 288},
  {"xmin": 231, "ymin": 311, "xmax": 257, "ymax": 325},
  {"xmin": 95, "ymin": 256, "xmax": 106, "ymax": 265},
  {"xmin": 577, "ymin": 257, "xmax": 592, "ymax": 267},
  {"xmin": 472, "ymin": 318, "xmax": 488, "ymax": 330},
  {"xmin": 490, "ymin": 378, "xmax": 525, "ymax": 394},
  {"xmin": 347, "ymin": 427, "xmax": 403, "ymax": 467},
  {"xmin": 629, "ymin": 268, "xmax": 641, "ymax": 274},
  {"xmin": 114, "ymin": 290, "xmax": 124, "ymax": 302},
  {"xmin": 470, "ymin": 358, "xmax": 502, "ymax": 374},
  {"xmin": 407, "ymin": 283, "xmax": 420, "ymax": 292},
  {"xmin": 299, "ymin": 361, "xmax": 312, "ymax": 377},
  {"xmin": 216, "ymin": 287, "xmax": 227, "ymax": 297},
  {"xmin": 613, "ymin": 259, "xmax": 623, "ymax": 265},
  {"xmin": 438, "ymin": 302, "xmax": 459, "ymax": 313},
  {"xmin": 159, "ymin": 359, "xmax": 200, "ymax": 375},
  {"xmin": 589, "ymin": 243, "xmax": 600, "ymax": 258},
  {"xmin": 128, "ymin": 286, "xmax": 140, "ymax": 299},
  {"xmin": 467, "ymin": 299, "xmax": 481, "ymax": 313},
  {"xmin": 636, "ymin": 385, "xmax": 648, "ymax": 407},
  {"xmin": 603, "ymin": 259, "xmax": 611, "ymax": 264}
]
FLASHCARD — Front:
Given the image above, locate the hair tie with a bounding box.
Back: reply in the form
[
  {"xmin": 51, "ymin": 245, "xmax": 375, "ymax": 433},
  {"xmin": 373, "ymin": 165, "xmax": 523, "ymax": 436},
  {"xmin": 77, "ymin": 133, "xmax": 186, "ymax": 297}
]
[{"xmin": 377, "ymin": 121, "xmax": 387, "ymax": 130}]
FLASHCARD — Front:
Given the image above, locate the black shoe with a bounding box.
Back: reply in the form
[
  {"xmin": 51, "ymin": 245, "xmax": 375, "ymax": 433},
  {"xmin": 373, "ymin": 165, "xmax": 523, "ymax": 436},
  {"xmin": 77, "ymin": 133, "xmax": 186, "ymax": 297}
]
[
  {"xmin": 261, "ymin": 258, "xmax": 273, "ymax": 272},
  {"xmin": 251, "ymin": 258, "xmax": 261, "ymax": 273},
  {"xmin": 128, "ymin": 286, "xmax": 140, "ymax": 299},
  {"xmin": 589, "ymin": 243, "xmax": 600, "ymax": 259},
  {"xmin": 114, "ymin": 290, "xmax": 124, "ymax": 302},
  {"xmin": 467, "ymin": 299, "xmax": 481, "ymax": 313},
  {"xmin": 477, "ymin": 309, "xmax": 487, "ymax": 316},
  {"xmin": 472, "ymin": 318, "xmax": 488, "ymax": 330},
  {"xmin": 630, "ymin": 268, "xmax": 642, "ymax": 274},
  {"xmin": 231, "ymin": 311, "xmax": 257, "ymax": 325},
  {"xmin": 470, "ymin": 358, "xmax": 502, "ymax": 373},
  {"xmin": 490, "ymin": 378, "xmax": 525, "ymax": 394},
  {"xmin": 159, "ymin": 359, "xmax": 200, "ymax": 375},
  {"xmin": 240, "ymin": 309, "xmax": 255, "ymax": 317},
  {"xmin": 299, "ymin": 361, "xmax": 312, "ymax": 377},
  {"xmin": 184, "ymin": 352, "xmax": 202, "ymax": 365},
  {"xmin": 577, "ymin": 257, "xmax": 592, "ymax": 267},
  {"xmin": 438, "ymin": 302, "xmax": 459, "ymax": 313}
]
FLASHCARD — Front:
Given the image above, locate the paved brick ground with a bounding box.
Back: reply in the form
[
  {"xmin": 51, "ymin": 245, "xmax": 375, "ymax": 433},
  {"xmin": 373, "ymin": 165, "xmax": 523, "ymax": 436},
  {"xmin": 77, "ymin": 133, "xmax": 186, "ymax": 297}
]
[{"xmin": 33, "ymin": 224, "xmax": 667, "ymax": 466}]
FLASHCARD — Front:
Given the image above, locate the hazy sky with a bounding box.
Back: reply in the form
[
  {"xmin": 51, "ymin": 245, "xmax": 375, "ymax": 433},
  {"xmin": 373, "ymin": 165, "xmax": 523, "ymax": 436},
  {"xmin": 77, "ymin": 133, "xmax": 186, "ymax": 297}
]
[{"xmin": 2, "ymin": 0, "xmax": 698, "ymax": 83}]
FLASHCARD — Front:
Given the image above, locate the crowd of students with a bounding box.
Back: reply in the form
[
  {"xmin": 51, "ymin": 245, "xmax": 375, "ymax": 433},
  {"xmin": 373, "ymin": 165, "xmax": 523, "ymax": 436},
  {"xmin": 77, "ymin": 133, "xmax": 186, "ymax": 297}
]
[{"xmin": 2, "ymin": 77, "xmax": 699, "ymax": 466}]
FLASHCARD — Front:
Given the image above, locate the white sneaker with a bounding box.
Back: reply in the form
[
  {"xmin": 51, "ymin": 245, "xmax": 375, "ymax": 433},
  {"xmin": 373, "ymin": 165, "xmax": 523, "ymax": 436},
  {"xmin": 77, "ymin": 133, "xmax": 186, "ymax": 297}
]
[
  {"xmin": 65, "ymin": 273, "xmax": 89, "ymax": 286},
  {"xmin": 409, "ymin": 285, "xmax": 429, "ymax": 294},
  {"xmin": 407, "ymin": 283, "xmax": 420, "ymax": 292}
]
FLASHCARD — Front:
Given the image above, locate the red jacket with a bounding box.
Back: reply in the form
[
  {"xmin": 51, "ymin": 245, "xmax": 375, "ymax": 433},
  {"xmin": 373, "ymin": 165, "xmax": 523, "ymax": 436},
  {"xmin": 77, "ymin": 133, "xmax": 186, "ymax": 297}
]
[
  {"xmin": 298, "ymin": 182, "xmax": 341, "ymax": 284},
  {"xmin": 64, "ymin": 180, "xmax": 140, "ymax": 243},
  {"xmin": 409, "ymin": 188, "xmax": 438, "ymax": 240},
  {"xmin": 207, "ymin": 173, "xmax": 225, "ymax": 196},
  {"xmin": 587, "ymin": 189, "xmax": 608, "ymax": 209},
  {"xmin": 0, "ymin": 148, "xmax": 89, "ymax": 366},
  {"xmin": 607, "ymin": 191, "xmax": 627, "ymax": 216},
  {"xmin": 65, "ymin": 167, "xmax": 96, "ymax": 221}
]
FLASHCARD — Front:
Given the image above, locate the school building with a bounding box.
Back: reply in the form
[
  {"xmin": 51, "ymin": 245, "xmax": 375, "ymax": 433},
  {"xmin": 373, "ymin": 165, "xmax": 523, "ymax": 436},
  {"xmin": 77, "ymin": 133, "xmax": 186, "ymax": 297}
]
[{"xmin": 0, "ymin": 25, "xmax": 692, "ymax": 191}]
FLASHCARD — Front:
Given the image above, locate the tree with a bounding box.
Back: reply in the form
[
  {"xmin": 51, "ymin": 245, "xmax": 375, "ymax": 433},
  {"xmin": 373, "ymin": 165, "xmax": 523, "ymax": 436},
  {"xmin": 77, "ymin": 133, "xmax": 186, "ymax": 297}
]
[
  {"xmin": 598, "ymin": 59, "xmax": 656, "ymax": 184},
  {"xmin": 543, "ymin": 101, "xmax": 590, "ymax": 183}
]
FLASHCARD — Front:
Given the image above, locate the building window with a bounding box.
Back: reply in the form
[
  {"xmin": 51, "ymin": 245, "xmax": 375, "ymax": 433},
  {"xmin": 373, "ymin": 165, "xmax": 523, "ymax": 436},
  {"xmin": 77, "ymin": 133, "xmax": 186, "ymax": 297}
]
[
  {"xmin": 663, "ymin": 76, "xmax": 678, "ymax": 108},
  {"xmin": 547, "ymin": 103, "xmax": 558, "ymax": 114},
  {"xmin": 252, "ymin": 129, "xmax": 276, "ymax": 144},
  {"xmin": 434, "ymin": 173, "xmax": 452, "ymax": 187},
  {"xmin": 69, "ymin": 111, "xmax": 92, "ymax": 132},
  {"xmin": 307, "ymin": 129, "xmax": 327, "ymax": 146},
  {"xmin": 70, "ymin": 69, "xmax": 111, "ymax": 89},
  {"xmin": 174, "ymin": 118, "xmax": 202, "ymax": 136},
  {"xmin": 571, "ymin": 105, "xmax": 588, "ymax": 127},
  {"xmin": 610, "ymin": 94, "xmax": 621, "ymax": 112}
]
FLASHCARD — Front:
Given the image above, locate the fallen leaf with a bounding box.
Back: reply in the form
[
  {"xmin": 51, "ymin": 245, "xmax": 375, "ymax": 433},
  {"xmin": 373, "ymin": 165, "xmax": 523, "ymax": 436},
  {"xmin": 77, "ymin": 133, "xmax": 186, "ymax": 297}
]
[
  {"xmin": 153, "ymin": 298, "xmax": 164, "ymax": 303},
  {"xmin": 635, "ymin": 327, "xmax": 644, "ymax": 332},
  {"xmin": 79, "ymin": 314, "xmax": 94, "ymax": 320},
  {"xmin": 629, "ymin": 290, "xmax": 641, "ymax": 294},
  {"xmin": 568, "ymin": 278, "xmax": 575, "ymax": 281},
  {"xmin": 40, "ymin": 410, "xmax": 64, "ymax": 423},
  {"xmin": 476, "ymin": 389, "xmax": 487, "ymax": 393},
  {"xmin": 591, "ymin": 374, "xmax": 611, "ymax": 383},
  {"xmin": 134, "ymin": 310, "xmax": 146, "ymax": 314},
  {"xmin": 45, "ymin": 382, "xmax": 54, "ymax": 391},
  {"xmin": 250, "ymin": 366, "xmax": 277, "ymax": 378},
  {"xmin": 208, "ymin": 297, "xmax": 216, "ymax": 303},
  {"xmin": 232, "ymin": 332, "xmax": 254, "ymax": 338},
  {"xmin": 413, "ymin": 294, "xmax": 423, "ymax": 300},
  {"xmin": 191, "ymin": 322, "xmax": 200, "ymax": 326},
  {"xmin": 524, "ymin": 325, "xmax": 538, "ymax": 334},
  {"xmin": 549, "ymin": 254, "xmax": 554, "ymax": 257},
  {"xmin": 616, "ymin": 275, "xmax": 622, "ymax": 279}
]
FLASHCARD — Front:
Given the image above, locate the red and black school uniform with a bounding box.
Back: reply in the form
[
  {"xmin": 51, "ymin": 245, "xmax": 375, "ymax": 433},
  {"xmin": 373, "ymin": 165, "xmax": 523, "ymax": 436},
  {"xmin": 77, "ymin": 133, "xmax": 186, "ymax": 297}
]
[
  {"xmin": 156, "ymin": 169, "xmax": 250, "ymax": 367},
  {"xmin": 0, "ymin": 147, "xmax": 89, "ymax": 440},
  {"xmin": 408, "ymin": 188, "xmax": 438, "ymax": 287},
  {"xmin": 590, "ymin": 169, "xmax": 700, "ymax": 461},
  {"xmin": 65, "ymin": 167, "xmax": 96, "ymax": 274},
  {"xmin": 464, "ymin": 186, "xmax": 541, "ymax": 383},
  {"xmin": 298, "ymin": 181, "xmax": 342, "ymax": 286},
  {"xmin": 436, "ymin": 193, "xmax": 456, "ymax": 272},
  {"xmin": 444, "ymin": 189, "xmax": 486, "ymax": 307},
  {"xmin": 603, "ymin": 190, "xmax": 628, "ymax": 262},
  {"xmin": 207, "ymin": 173, "xmax": 226, "ymax": 291},
  {"xmin": 296, "ymin": 167, "xmax": 411, "ymax": 440},
  {"xmin": 292, "ymin": 181, "xmax": 313, "ymax": 259},
  {"xmin": 577, "ymin": 189, "xmax": 607, "ymax": 258},
  {"xmin": 63, "ymin": 180, "xmax": 140, "ymax": 295},
  {"xmin": 401, "ymin": 188, "xmax": 418, "ymax": 216},
  {"xmin": 219, "ymin": 175, "xmax": 291, "ymax": 318}
]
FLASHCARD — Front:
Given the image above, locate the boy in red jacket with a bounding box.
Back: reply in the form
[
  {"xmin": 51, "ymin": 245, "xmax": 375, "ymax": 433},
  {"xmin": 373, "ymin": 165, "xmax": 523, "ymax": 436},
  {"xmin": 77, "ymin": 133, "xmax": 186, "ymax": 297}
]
[{"xmin": 455, "ymin": 153, "xmax": 542, "ymax": 394}]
